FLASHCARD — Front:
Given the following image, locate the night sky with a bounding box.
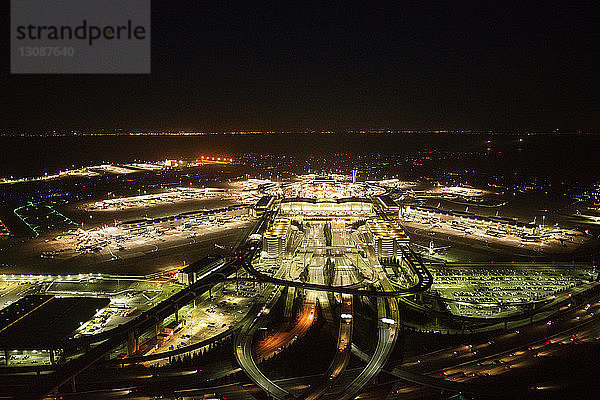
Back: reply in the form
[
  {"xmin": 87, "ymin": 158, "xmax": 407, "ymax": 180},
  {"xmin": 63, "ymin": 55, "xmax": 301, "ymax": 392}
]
[{"xmin": 0, "ymin": 2, "xmax": 598, "ymax": 131}]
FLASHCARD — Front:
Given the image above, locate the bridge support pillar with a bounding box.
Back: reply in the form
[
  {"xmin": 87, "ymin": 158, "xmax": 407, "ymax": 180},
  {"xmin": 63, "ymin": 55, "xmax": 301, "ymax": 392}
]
[
  {"xmin": 154, "ymin": 321, "xmax": 163, "ymax": 349},
  {"xmin": 71, "ymin": 376, "xmax": 76, "ymax": 392},
  {"xmin": 127, "ymin": 330, "xmax": 138, "ymax": 356},
  {"xmin": 49, "ymin": 349, "xmax": 55, "ymax": 365},
  {"xmin": 3, "ymin": 349, "xmax": 7, "ymax": 366},
  {"xmin": 175, "ymin": 307, "xmax": 179, "ymax": 323}
]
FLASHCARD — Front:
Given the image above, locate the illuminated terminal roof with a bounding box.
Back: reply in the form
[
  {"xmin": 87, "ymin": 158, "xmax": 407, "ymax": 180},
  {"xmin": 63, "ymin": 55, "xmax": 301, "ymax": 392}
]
[
  {"xmin": 367, "ymin": 219, "xmax": 409, "ymax": 242},
  {"xmin": 312, "ymin": 176, "xmax": 337, "ymax": 183},
  {"xmin": 281, "ymin": 196, "xmax": 371, "ymax": 204},
  {"xmin": 297, "ymin": 173, "xmax": 350, "ymax": 182},
  {"xmin": 279, "ymin": 197, "xmax": 374, "ymax": 215},
  {"xmin": 265, "ymin": 218, "xmax": 290, "ymax": 238},
  {"xmin": 283, "ymin": 175, "xmax": 369, "ymax": 199}
]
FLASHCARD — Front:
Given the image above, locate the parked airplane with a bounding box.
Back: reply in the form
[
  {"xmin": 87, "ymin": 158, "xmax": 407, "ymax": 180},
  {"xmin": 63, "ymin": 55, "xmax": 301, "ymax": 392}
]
[{"xmin": 413, "ymin": 240, "xmax": 451, "ymax": 255}]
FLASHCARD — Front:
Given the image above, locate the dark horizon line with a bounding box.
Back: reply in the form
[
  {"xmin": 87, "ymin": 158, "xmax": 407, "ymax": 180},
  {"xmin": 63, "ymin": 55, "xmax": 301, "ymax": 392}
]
[{"xmin": 0, "ymin": 129, "xmax": 598, "ymax": 137}]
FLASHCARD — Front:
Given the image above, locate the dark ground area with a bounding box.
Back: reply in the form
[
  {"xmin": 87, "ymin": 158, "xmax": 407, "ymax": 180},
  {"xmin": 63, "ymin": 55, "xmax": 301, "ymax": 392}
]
[{"xmin": 0, "ymin": 295, "xmax": 109, "ymax": 347}]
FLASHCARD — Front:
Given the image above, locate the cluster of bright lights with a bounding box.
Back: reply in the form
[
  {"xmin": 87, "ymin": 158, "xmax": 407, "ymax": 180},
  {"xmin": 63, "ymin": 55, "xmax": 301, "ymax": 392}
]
[{"xmin": 200, "ymin": 156, "xmax": 234, "ymax": 162}]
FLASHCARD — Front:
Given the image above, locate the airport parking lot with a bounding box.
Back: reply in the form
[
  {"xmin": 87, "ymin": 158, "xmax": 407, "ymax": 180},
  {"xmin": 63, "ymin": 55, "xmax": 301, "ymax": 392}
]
[{"xmin": 430, "ymin": 265, "xmax": 595, "ymax": 317}]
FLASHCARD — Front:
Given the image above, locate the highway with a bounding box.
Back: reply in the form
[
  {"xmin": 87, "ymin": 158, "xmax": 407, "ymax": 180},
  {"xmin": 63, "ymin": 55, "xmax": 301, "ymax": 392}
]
[
  {"xmin": 234, "ymin": 277, "xmax": 291, "ymax": 399},
  {"xmin": 233, "ymin": 215, "xmax": 306, "ymax": 399},
  {"xmin": 234, "ymin": 234, "xmax": 329, "ymax": 399},
  {"xmin": 254, "ymin": 293, "xmax": 316, "ymax": 361},
  {"xmin": 300, "ymin": 292, "xmax": 353, "ymax": 400},
  {"xmin": 299, "ymin": 221, "xmax": 357, "ymax": 398},
  {"xmin": 331, "ymin": 220, "xmax": 402, "ymax": 399},
  {"xmin": 336, "ymin": 288, "xmax": 399, "ymax": 399},
  {"xmin": 364, "ymin": 293, "xmax": 600, "ymax": 397}
]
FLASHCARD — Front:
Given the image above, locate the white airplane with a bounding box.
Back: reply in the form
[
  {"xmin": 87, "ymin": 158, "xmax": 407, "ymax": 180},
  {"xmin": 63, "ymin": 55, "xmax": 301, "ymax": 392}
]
[{"xmin": 413, "ymin": 240, "xmax": 451, "ymax": 255}]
